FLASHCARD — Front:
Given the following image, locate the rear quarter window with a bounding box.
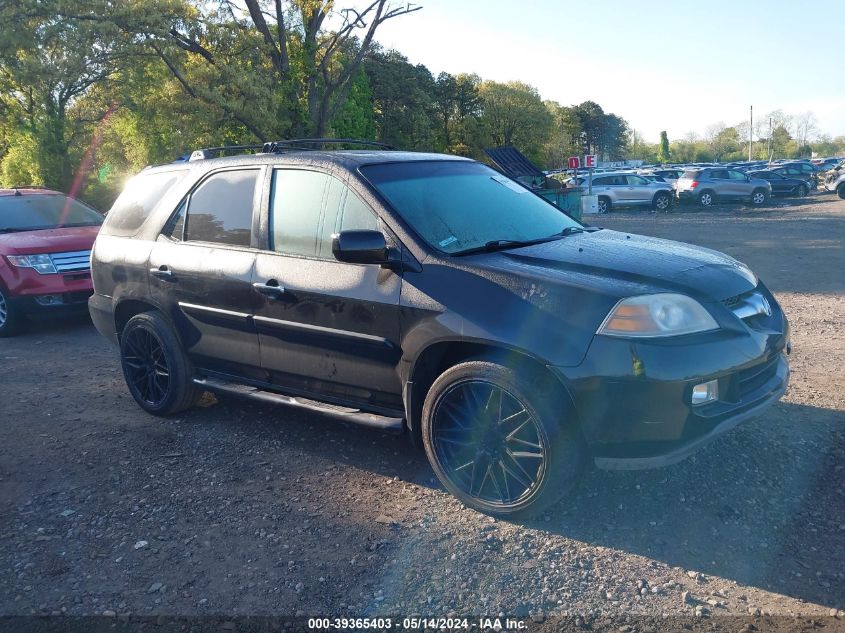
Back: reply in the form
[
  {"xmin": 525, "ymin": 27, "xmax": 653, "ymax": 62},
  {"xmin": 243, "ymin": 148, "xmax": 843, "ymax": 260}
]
[{"xmin": 101, "ymin": 169, "xmax": 188, "ymax": 236}]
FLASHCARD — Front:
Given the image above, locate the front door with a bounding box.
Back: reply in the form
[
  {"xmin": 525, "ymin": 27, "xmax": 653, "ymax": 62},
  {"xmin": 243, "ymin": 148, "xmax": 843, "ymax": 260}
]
[
  {"xmin": 252, "ymin": 167, "xmax": 403, "ymax": 409},
  {"xmin": 149, "ymin": 167, "xmax": 264, "ymax": 379}
]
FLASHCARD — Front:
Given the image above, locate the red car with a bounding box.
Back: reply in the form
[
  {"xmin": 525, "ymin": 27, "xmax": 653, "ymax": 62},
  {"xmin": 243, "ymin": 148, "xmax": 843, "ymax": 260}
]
[{"xmin": 0, "ymin": 188, "xmax": 103, "ymax": 336}]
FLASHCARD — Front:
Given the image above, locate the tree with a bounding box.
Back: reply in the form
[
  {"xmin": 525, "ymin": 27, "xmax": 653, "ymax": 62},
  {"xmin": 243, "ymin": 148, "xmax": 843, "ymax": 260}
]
[
  {"xmin": 478, "ymin": 80, "xmax": 551, "ymax": 163},
  {"xmin": 657, "ymin": 131, "xmax": 670, "ymax": 163},
  {"xmin": 0, "ymin": 0, "xmax": 128, "ymax": 189},
  {"xmin": 363, "ymin": 48, "xmax": 437, "ymax": 150}
]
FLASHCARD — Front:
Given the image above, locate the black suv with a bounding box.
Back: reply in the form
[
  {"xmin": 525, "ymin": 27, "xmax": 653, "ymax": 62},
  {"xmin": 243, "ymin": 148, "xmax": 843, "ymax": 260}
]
[{"xmin": 90, "ymin": 141, "xmax": 790, "ymax": 517}]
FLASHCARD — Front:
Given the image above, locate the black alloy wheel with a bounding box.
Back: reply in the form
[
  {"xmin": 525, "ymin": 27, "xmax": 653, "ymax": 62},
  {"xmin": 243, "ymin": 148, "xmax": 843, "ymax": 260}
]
[
  {"xmin": 122, "ymin": 326, "xmax": 171, "ymax": 407},
  {"xmin": 120, "ymin": 312, "xmax": 200, "ymax": 415},
  {"xmin": 431, "ymin": 380, "xmax": 547, "ymax": 506},
  {"xmin": 422, "ymin": 360, "xmax": 585, "ymax": 518}
]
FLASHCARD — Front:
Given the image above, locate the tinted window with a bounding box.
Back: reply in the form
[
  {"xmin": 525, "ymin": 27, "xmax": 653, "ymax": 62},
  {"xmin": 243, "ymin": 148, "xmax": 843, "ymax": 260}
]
[
  {"xmin": 0, "ymin": 194, "xmax": 102, "ymax": 232},
  {"xmin": 593, "ymin": 176, "xmax": 610, "ymax": 186},
  {"xmin": 103, "ymin": 169, "xmax": 186, "ymax": 236},
  {"xmin": 270, "ymin": 170, "xmax": 380, "ymax": 259},
  {"xmin": 681, "ymin": 170, "xmax": 700, "ymax": 179},
  {"xmin": 185, "ymin": 169, "xmax": 258, "ymax": 247},
  {"xmin": 361, "ymin": 161, "xmax": 580, "ymax": 254},
  {"xmin": 270, "ymin": 169, "xmax": 329, "ymax": 257}
]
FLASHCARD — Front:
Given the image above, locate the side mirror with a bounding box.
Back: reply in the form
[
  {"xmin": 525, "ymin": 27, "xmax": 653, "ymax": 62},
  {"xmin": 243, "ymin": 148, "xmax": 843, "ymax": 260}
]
[{"xmin": 331, "ymin": 230, "xmax": 391, "ymax": 265}]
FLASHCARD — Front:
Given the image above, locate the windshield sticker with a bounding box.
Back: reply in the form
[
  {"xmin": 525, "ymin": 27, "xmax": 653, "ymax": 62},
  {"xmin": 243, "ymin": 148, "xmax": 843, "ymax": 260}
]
[
  {"xmin": 491, "ymin": 174, "xmax": 529, "ymax": 193},
  {"xmin": 439, "ymin": 236, "xmax": 459, "ymax": 248}
]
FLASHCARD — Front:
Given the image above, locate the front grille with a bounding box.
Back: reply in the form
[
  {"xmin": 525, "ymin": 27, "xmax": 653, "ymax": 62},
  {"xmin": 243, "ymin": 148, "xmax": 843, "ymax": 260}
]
[
  {"xmin": 49, "ymin": 250, "xmax": 91, "ymax": 272},
  {"xmin": 738, "ymin": 355, "xmax": 779, "ymax": 397}
]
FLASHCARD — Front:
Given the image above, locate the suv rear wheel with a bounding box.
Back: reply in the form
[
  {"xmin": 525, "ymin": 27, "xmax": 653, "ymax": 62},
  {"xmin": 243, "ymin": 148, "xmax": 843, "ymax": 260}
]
[
  {"xmin": 120, "ymin": 312, "xmax": 201, "ymax": 416},
  {"xmin": 597, "ymin": 196, "xmax": 611, "ymax": 214},
  {"xmin": 421, "ymin": 360, "xmax": 585, "ymax": 518},
  {"xmin": 698, "ymin": 191, "xmax": 714, "ymax": 207},
  {"xmin": 0, "ymin": 286, "xmax": 20, "ymax": 337}
]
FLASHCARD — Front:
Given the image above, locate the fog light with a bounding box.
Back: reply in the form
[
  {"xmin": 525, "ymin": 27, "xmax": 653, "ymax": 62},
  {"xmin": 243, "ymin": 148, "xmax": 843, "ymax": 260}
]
[
  {"xmin": 691, "ymin": 379, "xmax": 719, "ymax": 406},
  {"xmin": 35, "ymin": 294, "xmax": 63, "ymax": 306}
]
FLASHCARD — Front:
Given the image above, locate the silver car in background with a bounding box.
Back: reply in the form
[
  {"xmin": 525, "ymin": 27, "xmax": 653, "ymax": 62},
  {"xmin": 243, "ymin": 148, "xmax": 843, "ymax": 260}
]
[
  {"xmin": 676, "ymin": 168, "xmax": 772, "ymax": 207},
  {"xmin": 576, "ymin": 172, "xmax": 674, "ymax": 213}
]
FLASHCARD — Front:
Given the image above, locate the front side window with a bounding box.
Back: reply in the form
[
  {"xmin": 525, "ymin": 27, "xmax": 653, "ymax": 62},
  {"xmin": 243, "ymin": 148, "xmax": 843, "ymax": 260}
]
[
  {"xmin": 728, "ymin": 170, "xmax": 747, "ymax": 180},
  {"xmin": 360, "ymin": 161, "xmax": 580, "ymax": 255},
  {"xmin": 626, "ymin": 175, "xmax": 649, "ymax": 186},
  {"xmin": 270, "ymin": 169, "xmax": 380, "ymax": 259},
  {"xmin": 184, "ymin": 169, "xmax": 258, "ymax": 247}
]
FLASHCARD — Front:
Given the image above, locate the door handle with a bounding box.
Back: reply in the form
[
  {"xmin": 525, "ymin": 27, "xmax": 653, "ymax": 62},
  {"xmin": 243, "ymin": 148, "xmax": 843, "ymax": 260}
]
[
  {"xmin": 253, "ymin": 281, "xmax": 286, "ymax": 299},
  {"xmin": 150, "ymin": 266, "xmax": 174, "ymax": 280}
]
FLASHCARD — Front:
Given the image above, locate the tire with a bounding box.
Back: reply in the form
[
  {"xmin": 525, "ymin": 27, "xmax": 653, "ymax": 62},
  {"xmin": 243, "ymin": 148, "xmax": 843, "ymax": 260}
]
[
  {"xmin": 120, "ymin": 311, "xmax": 201, "ymax": 416},
  {"xmin": 698, "ymin": 190, "xmax": 714, "ymax": 207},
  {"xmin": 597, "ymin": 197, "xmax": 611, "ymax": 214},
  {"xmin": 652, "ymin": 192, "xmax": 672, "ymax": 213},
  {"xmin": 797, "ymin": 185, "xmax": 808, "ymax": 198},
  {"xmin": 838, "ymin": 185, "xmax": 845, "ymax": 200},
  {"xmin": 750, "ymin": 189, "xmax": 768, "ymax": 206},
  {"xmin": 421, "ymin": 360, "xmax": 585, "ymax": 518},
  {"xmin": 0, "ymin": 286, "xmax": 21, "ymax": 337}
]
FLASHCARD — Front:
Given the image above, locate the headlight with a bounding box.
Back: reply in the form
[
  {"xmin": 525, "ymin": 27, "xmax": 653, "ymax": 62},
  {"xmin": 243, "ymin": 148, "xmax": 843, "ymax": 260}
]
[
  {"xmin": 598, "ymin": 293, "xmax": 718, "ymax": 337},
  {"xmin": 7, "ymin": 254, "xmax": 57, "ymax": 274}
]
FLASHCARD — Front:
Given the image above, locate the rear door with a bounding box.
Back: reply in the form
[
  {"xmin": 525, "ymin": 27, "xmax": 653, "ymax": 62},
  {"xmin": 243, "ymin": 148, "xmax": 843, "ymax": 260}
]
[
  {"xmin": 252, "ymin": 167, "xmax": 403, "ymax": 408},
  {"xmin": 149, "ymin": 167, "xmax": 264, "ymax": 380}
]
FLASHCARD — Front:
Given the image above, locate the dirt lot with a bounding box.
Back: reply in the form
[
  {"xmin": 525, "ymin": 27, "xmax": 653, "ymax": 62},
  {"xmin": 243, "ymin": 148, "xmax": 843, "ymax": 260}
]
[{"xmin": 1, "ymin": 193, "xmax": 844, "ymax": 628}]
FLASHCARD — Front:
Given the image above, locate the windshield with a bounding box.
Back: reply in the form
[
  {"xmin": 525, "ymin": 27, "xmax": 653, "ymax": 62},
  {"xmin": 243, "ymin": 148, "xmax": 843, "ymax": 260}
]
[
  {"xmin": 360, "ymin": 161, "xmax": 581, "ymax": 254},
  {"xmin": 0, "ymin": 194, "xmax": 102, "ymax": 232}
]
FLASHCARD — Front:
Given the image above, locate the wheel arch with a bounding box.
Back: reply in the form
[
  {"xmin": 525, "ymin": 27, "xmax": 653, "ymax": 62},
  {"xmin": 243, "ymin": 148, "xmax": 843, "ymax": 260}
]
[
  {"xmin": 114, "ymin": 298, "xmax": 159, "ymax": 340},
  {"xmin": 404, "ymin": 339, "xmax": 576, "ymax": 445}
]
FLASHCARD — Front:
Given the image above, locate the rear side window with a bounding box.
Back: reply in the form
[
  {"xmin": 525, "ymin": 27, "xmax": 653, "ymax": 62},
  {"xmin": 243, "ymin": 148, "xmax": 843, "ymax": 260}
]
[
  {"xmin": 681, "ymin": 171, "xmax": 699, "ymax": 179},
  {"xmin": 102, "ymin": 169, "xmax": 187, "ymax": 236},
  {"xmin": 184, "ymin": 169, "xmax": 258, "ymax": 247}
]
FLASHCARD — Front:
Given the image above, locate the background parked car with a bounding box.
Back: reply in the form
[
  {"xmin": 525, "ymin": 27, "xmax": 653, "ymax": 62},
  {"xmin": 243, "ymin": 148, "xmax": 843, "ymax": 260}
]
[
  {"xmin": 586, "ymin": 172, "xmax": 674, "ymax": 213},
  {"xmin": 0, "ymin": 187, "xmax": 102, "ymax": 336},
  {"xmin": 747, "ymin": 170, "xmax": 811, "ymax": 198},
  {"xmin": 676, "ymin": 168, "xmax": 772, "ymax": 207},
  {"xmin": 824, "ymin": 168, "xmax": 845, "ymax": 199},
  {"xmin": 769, "ymin": 163, "xmax": 817, "ymax": 189}
]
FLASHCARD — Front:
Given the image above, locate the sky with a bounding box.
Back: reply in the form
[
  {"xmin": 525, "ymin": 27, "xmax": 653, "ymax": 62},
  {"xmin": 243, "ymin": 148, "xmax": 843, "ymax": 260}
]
[{"xmin": 372, "ymin": 0, "xmax": 845, "ymax": 143}]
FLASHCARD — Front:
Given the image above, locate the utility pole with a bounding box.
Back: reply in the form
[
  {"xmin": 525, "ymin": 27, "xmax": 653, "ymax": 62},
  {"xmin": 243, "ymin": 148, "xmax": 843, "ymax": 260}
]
[{"xmin": 749, "ymin": 105, "xmax": 753, "ymax": 161}]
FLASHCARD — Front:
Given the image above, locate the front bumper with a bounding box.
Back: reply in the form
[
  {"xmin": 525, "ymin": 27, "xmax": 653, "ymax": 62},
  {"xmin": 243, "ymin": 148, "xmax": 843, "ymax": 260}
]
[
  {"xmin": 552, "ymin": 291, "xmax": 790, "ymax": 467},
  {"xmin": 594, "ymin": 353, "xmax": 788, "ymax": 469}
]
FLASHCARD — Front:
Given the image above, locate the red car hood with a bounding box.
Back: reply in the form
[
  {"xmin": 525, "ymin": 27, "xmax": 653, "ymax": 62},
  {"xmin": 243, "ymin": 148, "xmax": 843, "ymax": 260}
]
[{"xmin": 0, "ymin": 226, "xmax": 100, "ymax": 256}]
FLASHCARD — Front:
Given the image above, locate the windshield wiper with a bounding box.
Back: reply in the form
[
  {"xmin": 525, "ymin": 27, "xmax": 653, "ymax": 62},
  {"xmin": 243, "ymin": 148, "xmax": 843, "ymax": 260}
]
[{"xmin": 452, "ymin": 237, "xmax": 556, "ymax": 256}]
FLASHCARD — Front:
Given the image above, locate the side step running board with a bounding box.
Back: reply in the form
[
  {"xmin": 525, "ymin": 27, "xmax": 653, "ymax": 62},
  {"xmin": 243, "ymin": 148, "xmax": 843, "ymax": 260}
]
[{"xmin": 193, "ymin": 377, "xmax": 405, "ymax": 434}]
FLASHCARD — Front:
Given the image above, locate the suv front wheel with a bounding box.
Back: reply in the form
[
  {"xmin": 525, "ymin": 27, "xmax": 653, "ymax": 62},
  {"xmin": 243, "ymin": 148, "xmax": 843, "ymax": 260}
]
[
  {"xmin": 0, "ymin": 286, "xmax": 20, "ymax": 337},
  {"xmin": 120, "ymin": 311, "xmax": 201, "ymax": 415},
  {"xmin": 750, "ymin": 189, "xmax": 769, "ymax": 206},
  {"xmin": 421, "ymin": 360, "xmax": 585, "ymax": 518},
  {"xmin": 652, "ymin": 192, "xmax": 672, "ymax": 212}
]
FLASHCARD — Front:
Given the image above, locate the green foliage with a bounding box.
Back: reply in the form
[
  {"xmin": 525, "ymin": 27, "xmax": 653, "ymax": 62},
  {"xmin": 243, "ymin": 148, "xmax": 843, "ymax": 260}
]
[
  {"xmin": 657, "ymin": 131, "xmax": 670, "ymax": 163},
  {"xmin": 0, "ymin": 130, "xmax": 43, "ymax": 187},
  {"xmin": 478, "ymin": 81, "xmax": 552, "ymax": 165},
  {"xmin": 330, "ymin": 70, "xmax": 376, "ymax": 140}
]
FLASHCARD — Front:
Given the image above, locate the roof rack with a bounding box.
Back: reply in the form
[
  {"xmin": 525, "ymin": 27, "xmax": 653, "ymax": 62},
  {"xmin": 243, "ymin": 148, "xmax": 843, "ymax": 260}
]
[
  {"xmin": 261, "ymin": 138, "xmax": 396, "ymax": 153},
  {"xmin": 188, "ymin": 144, "xmax": 265, "ymax": 161}
]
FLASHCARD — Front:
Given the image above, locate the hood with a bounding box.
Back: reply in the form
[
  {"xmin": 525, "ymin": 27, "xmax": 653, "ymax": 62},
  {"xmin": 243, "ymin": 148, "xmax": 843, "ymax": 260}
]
[
  {"xmin": 476, "ymin": 229, "xmax": 757, "ymax": 301},
  {"xmin": 0, "ymin": 225, "xmax": 100, "ymax": 256}
]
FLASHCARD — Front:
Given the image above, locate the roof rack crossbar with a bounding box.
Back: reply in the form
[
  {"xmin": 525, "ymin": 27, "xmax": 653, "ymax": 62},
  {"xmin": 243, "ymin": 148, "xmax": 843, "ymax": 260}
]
[
  {"xmin": 262, "ymin": 138, "xmax": 396, "ymax": 153},
  {"xmin": 189, "ymin": 144, "xmax": 265, "ymax": 161}
]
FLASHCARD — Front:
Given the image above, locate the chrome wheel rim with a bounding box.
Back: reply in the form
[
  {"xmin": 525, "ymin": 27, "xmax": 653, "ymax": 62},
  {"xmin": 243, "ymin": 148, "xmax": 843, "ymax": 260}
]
[
  {"xmin": 656, "ymin": 196, "xmax": 669, "ymax": 210},
  {"xmin": 431, "ymin": 381, "xmax": 547, "ymax": 507},
  {"xmin": 0, "ymin": 290, "xmax": 7, "ymax": 327},
  {"xmin": 753, "ymin": 192, "xmax": 765, "ymax": 204},
  {"xmin": 122, "ymin": 327, "xmax": 170, "ymax": 406},
  {"xmin": 701, "ymin": 193, "xmax": 712, "ymax": 206}
]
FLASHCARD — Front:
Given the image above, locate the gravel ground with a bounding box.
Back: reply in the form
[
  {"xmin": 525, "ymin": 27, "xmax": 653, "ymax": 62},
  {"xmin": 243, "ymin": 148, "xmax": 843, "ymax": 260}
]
[{"xmin": 1, "ymin": 192, "xmax": 843, "ymax": 629}]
